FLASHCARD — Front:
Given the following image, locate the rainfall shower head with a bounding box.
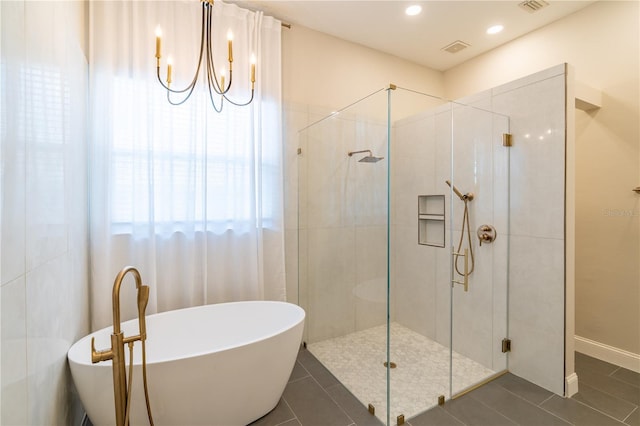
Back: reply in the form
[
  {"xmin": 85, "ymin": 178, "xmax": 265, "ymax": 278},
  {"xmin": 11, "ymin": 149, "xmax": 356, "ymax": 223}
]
[
  {"xmin": 348, "ymin": 149, "xmax": 384, "ymax": 163},
  {"xmin": 358, "ymin": 155, "xmax": 384, "ymax": 163}
]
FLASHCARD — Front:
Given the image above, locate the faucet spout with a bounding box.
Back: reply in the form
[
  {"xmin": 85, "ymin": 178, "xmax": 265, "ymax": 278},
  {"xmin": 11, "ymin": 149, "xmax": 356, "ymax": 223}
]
[
  {"xmin": 112, "ymin": 266, "xmax": 145, "ymax": 335},
  {"xmin": 92, "ymin": 266, "xmax": 151, "ymax": 426}
]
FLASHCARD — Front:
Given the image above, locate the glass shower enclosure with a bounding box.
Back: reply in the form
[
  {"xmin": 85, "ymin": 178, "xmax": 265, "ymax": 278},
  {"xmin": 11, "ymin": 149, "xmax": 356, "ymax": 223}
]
[{"xmin": 297, "ymin": 86, "xmax": 510, "ymax": 425}]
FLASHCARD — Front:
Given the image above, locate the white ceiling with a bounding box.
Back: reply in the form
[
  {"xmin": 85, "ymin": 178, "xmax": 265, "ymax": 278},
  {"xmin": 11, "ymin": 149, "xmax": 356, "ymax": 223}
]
[{"xmin": 232, "ymin": 0, "xmax": 595, "ymax": 71}]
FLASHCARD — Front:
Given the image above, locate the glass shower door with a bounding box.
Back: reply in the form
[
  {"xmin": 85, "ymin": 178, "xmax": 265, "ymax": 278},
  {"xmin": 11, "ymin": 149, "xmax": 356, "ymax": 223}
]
[
  {"xmin": 448, "ymin": 103, "xmax": 510, "ymax": 396},
  {"xmin": 386, "ymin": 88, "xmax": 455, "ymax": 423},
  {"xmin": 297, "ymin": 88, "xmax": 391, "ymax": 423}
]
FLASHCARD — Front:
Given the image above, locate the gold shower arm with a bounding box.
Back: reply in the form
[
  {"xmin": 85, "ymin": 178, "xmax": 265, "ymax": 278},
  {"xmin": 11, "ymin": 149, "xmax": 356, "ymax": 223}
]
[
  {"xmin": 348, "ymin": 149, "xmax": 372, "ymax": 157},
  {"xmin": 633, "ymin": 187, "xmax": 640, "ymax": 194}
]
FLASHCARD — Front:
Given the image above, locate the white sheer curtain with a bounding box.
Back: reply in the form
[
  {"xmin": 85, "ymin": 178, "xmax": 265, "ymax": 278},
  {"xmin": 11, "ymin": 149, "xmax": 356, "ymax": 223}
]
[{"xmin": 88, "ymin": 1, "xmax": 284, "ymax": 330}]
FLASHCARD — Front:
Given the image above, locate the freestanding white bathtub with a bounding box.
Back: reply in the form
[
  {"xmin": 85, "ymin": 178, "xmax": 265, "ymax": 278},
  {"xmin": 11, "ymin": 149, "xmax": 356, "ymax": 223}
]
[{"xmin": 68, "ymin": 301, "xmax": 305, "ymax": 426}]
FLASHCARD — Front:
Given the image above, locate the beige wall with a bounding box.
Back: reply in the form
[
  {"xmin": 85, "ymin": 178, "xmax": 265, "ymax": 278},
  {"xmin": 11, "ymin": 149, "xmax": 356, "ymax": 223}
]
[
  {"xmin": 444, "ymin": 1, "xmax": 640, "ymax": 355},
  {"xmin": 282, "ymin": 24, "xmax": 444, "ymax": 115}
]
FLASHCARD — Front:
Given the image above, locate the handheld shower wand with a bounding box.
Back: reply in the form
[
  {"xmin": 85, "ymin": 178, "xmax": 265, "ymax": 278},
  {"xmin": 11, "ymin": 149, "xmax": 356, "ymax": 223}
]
[
  {"xmin": 446, "ymin": 180, "xmax": 474, "ymax": 201},
  {"xmin": 446, "ymin": 180, "xmax": 475, "ymax": 290}
]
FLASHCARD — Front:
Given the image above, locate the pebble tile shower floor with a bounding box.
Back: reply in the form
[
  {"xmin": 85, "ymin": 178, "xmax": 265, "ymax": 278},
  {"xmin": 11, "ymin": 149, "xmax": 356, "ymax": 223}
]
[{"xmin": 306, "ymin": 322, "xmax": 495, "ymax": 423}]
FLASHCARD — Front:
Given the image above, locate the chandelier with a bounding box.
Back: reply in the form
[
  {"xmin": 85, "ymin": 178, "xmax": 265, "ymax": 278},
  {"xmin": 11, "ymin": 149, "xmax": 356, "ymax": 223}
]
[{"xmin": 154, "ymin": 0, "xmax": 256, "ymax": 111}]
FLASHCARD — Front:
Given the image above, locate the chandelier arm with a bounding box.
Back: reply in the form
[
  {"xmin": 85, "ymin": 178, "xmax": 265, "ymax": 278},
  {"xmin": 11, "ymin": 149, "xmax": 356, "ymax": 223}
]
[
  {"xmin": 205, "ymin": 65, "xmax": 224, "ymax": 98},
  {"xmin": 206, "ymin": 71, "xmax": 225, "ymax": 113},
  {"xmin": 205, "ymin": 4, "xmax": 228, "ymax": 95},
  {"xmin": 207, "ymin": 91, "xmax": 225, "ymax": 113},
  {"xmin": 155, "ymin": 2, "xmax": 208, "ymax": 94},
  {"xmin": 205, "ymin": 8, "xmax": 225, "ymax": 96},
  {"xmin": 222, "ymin": 90, "xmax": 255, "ymax": 107},
  {"xmin": 166, "ymin": 88, "xmax": 197, "ymax": 106},
  {"xmin": 160, "ymin": 64, "xmax": 201, "ymax": 105},
  {"xmin": 224, "ymin": 68, "xmax": 233, "ymax": 95},
  {"xmin": 156, "ymin": 68, "xmax": 199, "ymax": 94}
]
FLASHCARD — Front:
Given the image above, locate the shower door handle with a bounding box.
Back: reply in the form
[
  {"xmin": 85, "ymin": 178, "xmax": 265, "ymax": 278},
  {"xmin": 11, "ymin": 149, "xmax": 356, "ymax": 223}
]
[{"xmin": 452, "ymin": 248, "xmax": 469, "ymax": 292}]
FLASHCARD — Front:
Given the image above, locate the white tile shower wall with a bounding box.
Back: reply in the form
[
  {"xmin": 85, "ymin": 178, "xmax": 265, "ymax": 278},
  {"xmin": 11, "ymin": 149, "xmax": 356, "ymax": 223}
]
[
  {"xmin": 491, "ymin": 65, "xmax": 567, "ymax": 395},
  {"xmin": 509, "ymin": 235, "xmax": 565, "ymax": 394},
  {"xmin": 391, "ymin": 100, "xmax": 509, "ymax": 373},
  {"xmin": 391, "ymin": 110, "xmax": 439, "ymax": 341},
  {"xmin": 0, "ymin": 1, "xmax": 89, "ymax": 424},
  {"xmin": 434, "ymin": 108, "xmax": 454, "ymax": 349},
  {"xmin": 451, "ymin": 103, "xmax": 510, "ymax": 373},
  {"xmin": 297, "ymin": 107, "xmax": 389, "ymax": 343},
  {"xmin": 0, "ymin": 0, "xmax": 26, "ymax": 287},
  {"xmin": 1, "ymin": 277, "xmax": 27, "ymax": 425}
]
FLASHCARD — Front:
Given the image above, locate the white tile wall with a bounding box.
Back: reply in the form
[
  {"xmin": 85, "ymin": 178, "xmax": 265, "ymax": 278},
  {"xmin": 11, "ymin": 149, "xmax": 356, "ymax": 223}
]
[
  {"xmin": 1, "ymin": 277, "xmax": 28, "ymax": 425},
  {"xmin": 391, "ymin": 100, "xmax": 509, "ymax": 375},
  {"xmin": 1, "ymin": 1, "xmax": 90, "ymax": 424},
  {"xmin": 297, "ymin": 100, "xmax": 390, "ymax": 343},
  {"xmin": 492, "ymin": 68, "xmax": 567, "ymax": 395}
]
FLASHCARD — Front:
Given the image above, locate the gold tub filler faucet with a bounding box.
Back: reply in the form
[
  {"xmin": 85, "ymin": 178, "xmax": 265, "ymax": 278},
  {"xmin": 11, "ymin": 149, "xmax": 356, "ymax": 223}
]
[{"xmin": 91, "ymin": 266, "xmax": 155, "ymax": 426}]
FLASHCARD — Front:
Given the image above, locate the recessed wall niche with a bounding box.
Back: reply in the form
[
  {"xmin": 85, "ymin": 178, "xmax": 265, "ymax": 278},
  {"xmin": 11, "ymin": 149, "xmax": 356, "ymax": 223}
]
[{"xmin": 418, "ymin": 195, "xmax": 445, "ymax": 247}]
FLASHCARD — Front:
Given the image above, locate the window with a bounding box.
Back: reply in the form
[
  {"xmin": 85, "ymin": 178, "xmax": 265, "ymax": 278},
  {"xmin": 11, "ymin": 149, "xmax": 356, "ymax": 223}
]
[{"xmin": 109, "ymin": 75, "xmax": 279, "ymax": 234}]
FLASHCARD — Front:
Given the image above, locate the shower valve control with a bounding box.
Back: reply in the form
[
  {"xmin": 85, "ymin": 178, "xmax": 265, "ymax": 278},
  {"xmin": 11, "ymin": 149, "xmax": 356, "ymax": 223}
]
[{"xmin": 477, "ymin": 225, "xmax": 497, "ymax": 246}]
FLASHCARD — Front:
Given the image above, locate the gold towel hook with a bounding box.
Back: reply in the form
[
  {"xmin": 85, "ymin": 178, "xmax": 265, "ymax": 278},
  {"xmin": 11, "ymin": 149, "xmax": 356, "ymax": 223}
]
[{"xmin": 633, "ymin": 187, "xmax": 640, "ymax": 194}]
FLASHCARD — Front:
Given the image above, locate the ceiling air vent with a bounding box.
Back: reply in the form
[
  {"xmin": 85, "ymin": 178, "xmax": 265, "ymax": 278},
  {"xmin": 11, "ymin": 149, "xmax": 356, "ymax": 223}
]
[
  {"xmin": 518, "ymin": 0, "xmax": 550, "ymax": 13},
  {"xmin": 442, "ymin": 40, "xmax": 470, "ymax": 54}
]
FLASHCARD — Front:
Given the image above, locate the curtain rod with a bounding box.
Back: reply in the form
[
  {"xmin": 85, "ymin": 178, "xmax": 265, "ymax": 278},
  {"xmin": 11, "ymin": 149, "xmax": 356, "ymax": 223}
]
[{"xmin": 281, "ymin": 22, "xmax": 291, "ymax": 29}]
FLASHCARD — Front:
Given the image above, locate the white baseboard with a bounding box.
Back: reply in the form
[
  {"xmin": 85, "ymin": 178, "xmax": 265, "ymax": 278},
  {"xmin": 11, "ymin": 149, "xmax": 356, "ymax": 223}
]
[
  {"xmin": 575, "ymin": 335, "xmax": 640, "ymax": 373},
  {"xmin": 565, "ymin": 372, "xmax": 579, "ymax": 397}
]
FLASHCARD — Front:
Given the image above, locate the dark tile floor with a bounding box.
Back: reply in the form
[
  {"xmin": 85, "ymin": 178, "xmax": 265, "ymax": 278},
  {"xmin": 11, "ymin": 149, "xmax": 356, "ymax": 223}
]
[{"xmin": 251, "ymin": 350, "xmax": 639, "ymax": 426}]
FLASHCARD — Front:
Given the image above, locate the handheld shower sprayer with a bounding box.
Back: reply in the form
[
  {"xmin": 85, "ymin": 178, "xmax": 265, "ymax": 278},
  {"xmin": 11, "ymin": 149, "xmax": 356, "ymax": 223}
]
[
  {"xmin": 446, "ymin": 180, "xmax": 475, "ymax": 290},
  {"xmin": 445, "ymin": 180, "xmax": 474, "ymax": 201},
  {"xmin": 138, "ymin": 284, "xmax": 150, "ymax": 338}
]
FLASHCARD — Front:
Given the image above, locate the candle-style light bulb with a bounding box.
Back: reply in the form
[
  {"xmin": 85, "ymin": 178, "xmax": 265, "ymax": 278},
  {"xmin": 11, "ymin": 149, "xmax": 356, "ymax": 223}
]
[
  {"xmin": 220, "ymin": 68, "xmax": 226, "ymax": 91},
  {"xmin": 227, "ymin": 30, "xmax": 233, "ymax": 64},
  {"xmin": 250, "ymin": 53, "xmax": 256, "ymax": 85},
  {"xmin": 155, "ymin": 26, "xmax": 162, "ymax": 60},
  {"xmin": 167, "ymin": 56, "xmax": 173, "ymax": 85}
]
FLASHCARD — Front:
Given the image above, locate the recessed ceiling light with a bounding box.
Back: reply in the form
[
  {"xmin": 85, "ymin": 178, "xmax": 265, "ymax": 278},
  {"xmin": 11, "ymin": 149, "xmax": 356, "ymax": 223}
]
[
  {"xmin": 405, "ymin": 5, "xmax": 422, "ymax": 16},
  {"xmin": 487, "ymin": 24, "xmax": 504, "ymax": 35}
]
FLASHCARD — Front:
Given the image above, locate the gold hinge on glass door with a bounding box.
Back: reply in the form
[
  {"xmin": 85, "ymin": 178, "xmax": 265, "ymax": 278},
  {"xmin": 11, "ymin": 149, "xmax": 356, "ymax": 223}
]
[
  {"xmin": 502, "ymin": 133, "xmax": 513, "ymax": 147},
  {"xmin": 502, "ymin": 338, "xmax": 512, "ymax": 353}
]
